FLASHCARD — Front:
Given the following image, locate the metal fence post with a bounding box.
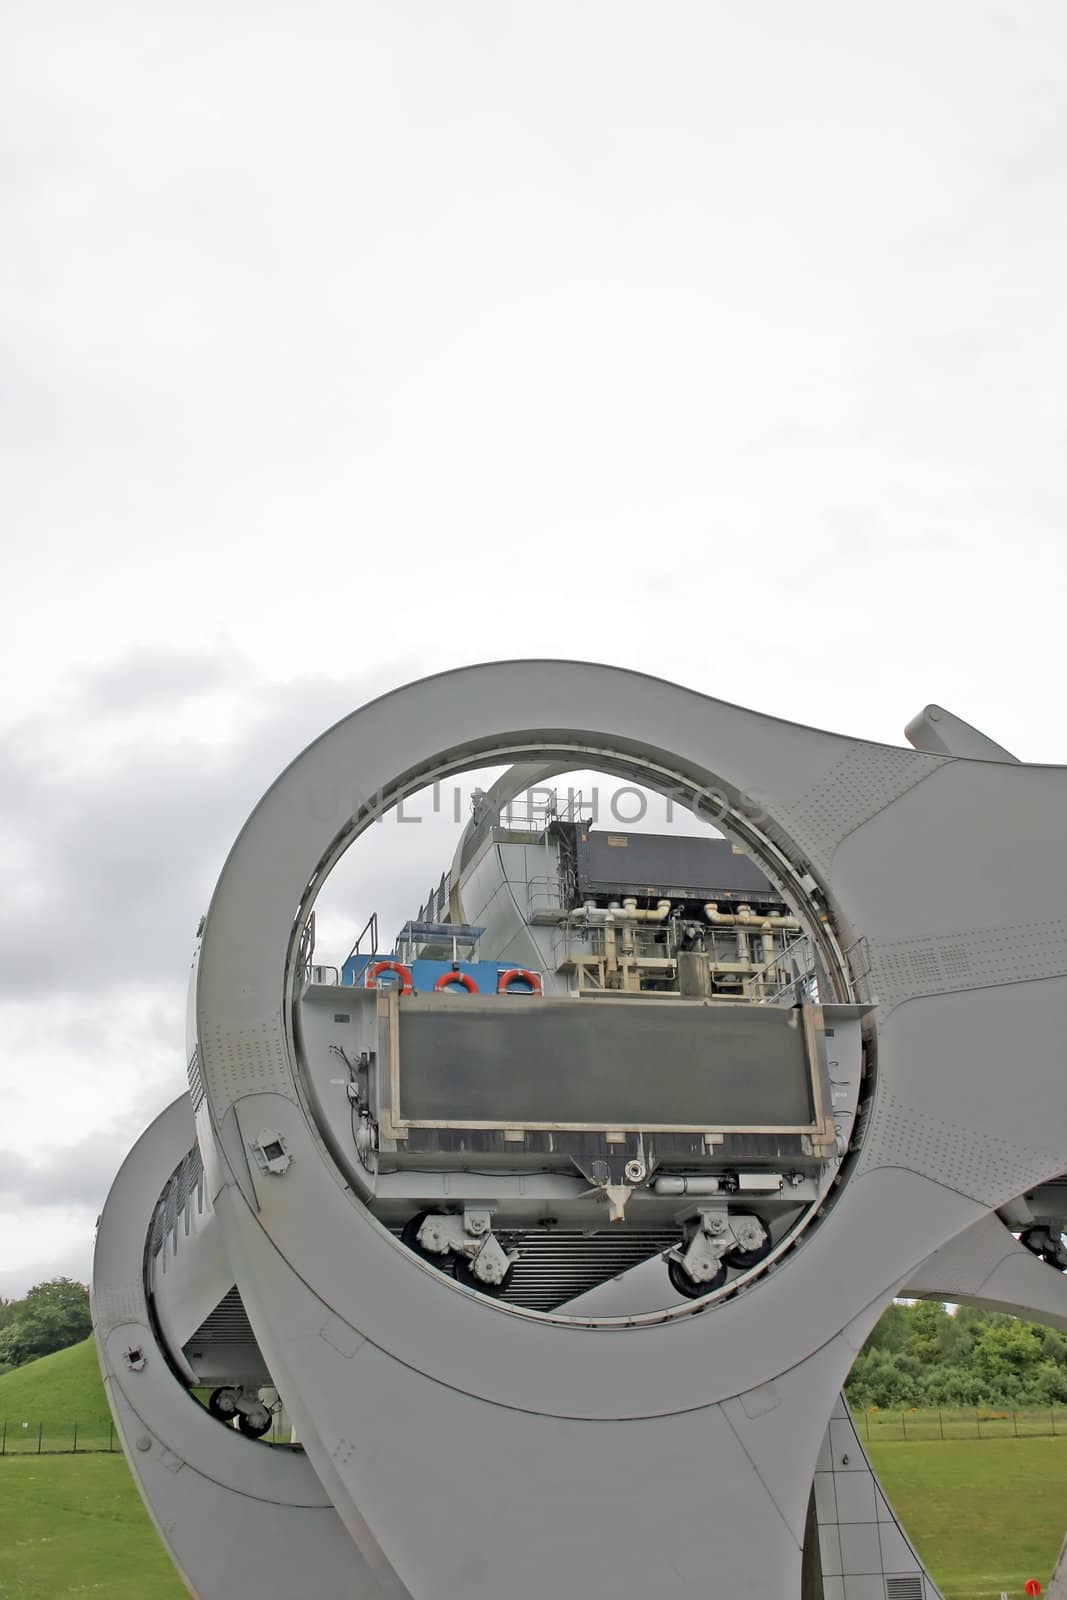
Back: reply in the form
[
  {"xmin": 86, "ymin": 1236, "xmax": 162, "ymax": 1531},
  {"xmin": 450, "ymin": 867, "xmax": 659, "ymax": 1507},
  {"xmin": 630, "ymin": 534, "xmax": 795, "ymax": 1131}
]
[
  {"xmin": 1, "ymin": 1420, "xmax": 6, "ymax": 1457},
  {"xmin": 976, "ymin": 1410, "xmax": 982, "ymax": 1439},
  {"xmin": 864, "ymin": 1411, "xmax": 870, "ymax": 1441},
  {"xmin": 938, "ymin": 1408, "xmax": 944, "ymax": 1440},
  {"xmin": 36, "ymin": 1421, "xmax": 42, "ymax": 1455},
  {"xmin": 72, "ymin": 1422, "xmax": 78, "ymax": 1455},
  {"xmin": 1012, "ymin": 1410, "xmax": 1018, "ymax": 1437},
  {"xmin": 901, "ymin": 1410, "xmax": 907, "ymax": 1440},
  {"xmin": 109, "ymin": 1420, "xmax": 114, "ymax": 1452},
  {"xmin": 1053, "ymin": 1408, "xmax": 1058, "ymax": 1437}
]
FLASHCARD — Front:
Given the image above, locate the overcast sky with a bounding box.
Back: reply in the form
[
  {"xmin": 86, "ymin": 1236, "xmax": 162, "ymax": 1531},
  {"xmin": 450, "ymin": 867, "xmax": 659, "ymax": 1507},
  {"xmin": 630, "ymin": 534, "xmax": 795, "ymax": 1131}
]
[{"xmin": 2, "ymin": 2, "xmax": 1065, "ymax": 1298}]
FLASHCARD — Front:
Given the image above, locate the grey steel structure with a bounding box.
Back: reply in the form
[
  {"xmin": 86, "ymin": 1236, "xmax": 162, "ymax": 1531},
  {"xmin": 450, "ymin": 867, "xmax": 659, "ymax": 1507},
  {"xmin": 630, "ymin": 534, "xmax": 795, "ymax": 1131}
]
[{"xmin": 92, "ymin": 663, "xmax": 1067, "ymax": 1600}]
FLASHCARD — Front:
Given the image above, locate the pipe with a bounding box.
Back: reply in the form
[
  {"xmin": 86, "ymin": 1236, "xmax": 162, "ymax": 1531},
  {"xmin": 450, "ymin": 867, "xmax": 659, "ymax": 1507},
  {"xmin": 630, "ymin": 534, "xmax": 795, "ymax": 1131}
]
[
  {"xmin": 568, "ymin": 902, "xmax": 621, "ymax": 975},
  {"xmin": 653, "ymin": 1175, "xmax": 785, "ymax": 1196},
  {"xmin": 621, "ymin": 897, "xmax": 671, "ymax": 922},
  {"xmin": 653, "ymin": 1176, "xmax": 729, "ymax": 1196},
  {"xmin": 571, "ymin": 899, "xmax": 670, "ymax": 924},
  {"xmin": 704, "ymin": 902, "xmax": 800, "ymax": 931},
  {"xmin": 603, "ymin": 917, "xmax": 618, "ymax": 975}
]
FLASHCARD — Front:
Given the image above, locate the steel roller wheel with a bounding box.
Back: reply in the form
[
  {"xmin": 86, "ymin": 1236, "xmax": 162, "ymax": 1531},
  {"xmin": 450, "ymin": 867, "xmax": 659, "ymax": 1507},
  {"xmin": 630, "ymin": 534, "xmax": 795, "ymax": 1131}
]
[
  {"xmin": 401, "ymin": 1212, "xmax": 456, "ymax": 1274},
  {"xmin": 723, "ymin": 1218, "xmax": 774, "ymax": 1272},
  {"xmin": 666, "ymin": 1254, "xmax": 727, "ymax": 1299}
]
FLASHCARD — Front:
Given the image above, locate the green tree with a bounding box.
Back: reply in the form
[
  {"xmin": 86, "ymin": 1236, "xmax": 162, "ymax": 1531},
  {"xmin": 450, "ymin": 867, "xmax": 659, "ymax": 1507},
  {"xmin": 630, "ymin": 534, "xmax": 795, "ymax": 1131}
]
[
  {"xmin": 864, "ymin": 1301, "xmax": 911, "ymax": 1355},
  {"xmin": 845, "ymin": 1300, "xmax": 1067, "ymax": 1411},
  {"xmin": 0, "ymin": 1279, "xmax": 91, "ymax": 1368},
  {"xmin": 904, "ymin": 1301, "xmax": 951, "ymax": 1366},
  {"xmin": 969, "ymin": 1320, "xmax": 1045, "ymax": 1396}
]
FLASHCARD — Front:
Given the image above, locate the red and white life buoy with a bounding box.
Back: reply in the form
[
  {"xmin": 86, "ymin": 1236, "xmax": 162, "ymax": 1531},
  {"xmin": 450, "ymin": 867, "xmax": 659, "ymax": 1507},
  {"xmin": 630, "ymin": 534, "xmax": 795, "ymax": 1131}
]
[
  {"xmin": 434, "ymin": 970, "xmax": 479, "ymax": 994},
  {"xmin": 364, "ymin": 960, "xmax": 413, "ymax": 995},
  {"xmin": 497, "ymin": 968, "xmax": 542, "ymax": 995}
]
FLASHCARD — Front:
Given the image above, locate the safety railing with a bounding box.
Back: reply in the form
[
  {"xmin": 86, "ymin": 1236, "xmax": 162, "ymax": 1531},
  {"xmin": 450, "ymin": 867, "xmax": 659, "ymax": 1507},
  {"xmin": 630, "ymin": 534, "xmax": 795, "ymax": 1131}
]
[
  {"xmin": 497, "ymin": 789, "xmax": 593, "ymax": 832},
  {"xmin": 309, "ymin": 964, "xmax": 340, "ymax": 985},
  {"xmin": 750, "ymin": 932, "xmax": 819, "ymax": 1004},
  {"xmin": 343, "ymin": 912, "xmax": 378, "ymax": 968}
]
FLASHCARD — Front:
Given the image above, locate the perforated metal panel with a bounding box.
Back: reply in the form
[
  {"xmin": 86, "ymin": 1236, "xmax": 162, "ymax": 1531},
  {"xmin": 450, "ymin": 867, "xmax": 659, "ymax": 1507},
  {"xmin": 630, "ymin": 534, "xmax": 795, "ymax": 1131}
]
[
  {"xmin": 856, "ymin": 1092, "xmax": 1063, "ymax": 1205},
  {"xmin": 204, "ymin": 1015, "xmax": 293, "ymax": 1112},
  {"xmin": 780, "ymin": 744, "xmax": 945, "ymax": 869},
  {"xmin": 867, "ymin": 919, "xmax": 1067, "ymax": 1010}
]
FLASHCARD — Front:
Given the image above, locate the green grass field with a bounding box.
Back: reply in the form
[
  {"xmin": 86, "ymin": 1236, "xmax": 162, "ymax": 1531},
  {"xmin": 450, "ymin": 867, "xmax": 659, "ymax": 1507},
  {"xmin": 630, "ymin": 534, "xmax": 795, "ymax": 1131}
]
[
  {"xmin": 0, "ymin": 1456, "xmax": 185, "ymax": 1599},
  {"xmin": 0, "ymin": 1342, "xmax": 112, "ymax": 1455},
  {"xmin": 0, "ymin": 1343, "xmax": 1064, "ymax": 1597},
  {"xmin": 0, "ymin": 1436, "xmax": 1061, "ymax": 1599},
  {"xmin": 869, "ymin": 1437, "xmax": 1063, "ymax": 1600}
]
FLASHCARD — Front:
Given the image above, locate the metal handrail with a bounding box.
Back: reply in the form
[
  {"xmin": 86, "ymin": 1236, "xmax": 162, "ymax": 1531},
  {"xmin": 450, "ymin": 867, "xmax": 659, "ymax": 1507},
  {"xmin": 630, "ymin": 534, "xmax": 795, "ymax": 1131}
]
[
  {"xmin": 344, "ymin": 913, "xmax": 378, "ymax": 966},
  {"xmin": 750, "ymin": 932, "xmax": 819, "ymax": 1004},
  {"xmin": 497, "ymin": 788, "xmax": 593, "ymax": 831}
]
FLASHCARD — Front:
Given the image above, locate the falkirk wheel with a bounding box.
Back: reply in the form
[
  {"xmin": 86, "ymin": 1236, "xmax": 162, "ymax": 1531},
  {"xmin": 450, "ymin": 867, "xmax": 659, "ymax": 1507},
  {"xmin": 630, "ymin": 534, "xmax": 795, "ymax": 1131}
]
[{"xmin": 92, "ymin": 661, "xmax": 1067, "ymax": 1600}]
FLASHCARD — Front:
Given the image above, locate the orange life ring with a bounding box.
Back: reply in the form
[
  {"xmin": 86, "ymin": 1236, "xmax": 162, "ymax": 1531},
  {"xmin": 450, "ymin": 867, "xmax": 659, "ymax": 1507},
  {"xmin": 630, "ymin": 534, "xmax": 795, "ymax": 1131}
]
[
  {"xmin": 434, "ymin": 970, "xmax": 479, "ymax": 994},
  {"xmin": 364, "ymin": 960, "xmax": 413, "ymax": 995},
  {"xmin": 497, "ymin": 968, "xmax": 542, "ymax": 995}
]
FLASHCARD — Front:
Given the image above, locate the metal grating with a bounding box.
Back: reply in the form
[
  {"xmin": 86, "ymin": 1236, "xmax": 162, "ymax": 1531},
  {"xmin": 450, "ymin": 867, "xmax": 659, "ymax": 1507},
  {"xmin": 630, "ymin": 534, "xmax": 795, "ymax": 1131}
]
[
  {"xmin": 148, "ymin": 1145, "xmax": 204, "ymax": 1257},
  {"xmin": 187, "ymin": 1285, "xmax": 255, "ymax": 1346},
  {"xmin": 885, "ymin": 1578, "xmax": 923, "ymax": 1600},
  {"xmin": 189, "ymin": 1236, "xmax": 683, "ymax": 1339},
  {"xmin": 187, "ymin": 1047, "xmax": 205, "ymax": 1110},
  {"xmin": 500, "ymin": 1229, "xmax": 679, "ymax": 1310},
  {"xmin": 390, "ymin": 1228, "xmax": 680, "ymax": 1312}
]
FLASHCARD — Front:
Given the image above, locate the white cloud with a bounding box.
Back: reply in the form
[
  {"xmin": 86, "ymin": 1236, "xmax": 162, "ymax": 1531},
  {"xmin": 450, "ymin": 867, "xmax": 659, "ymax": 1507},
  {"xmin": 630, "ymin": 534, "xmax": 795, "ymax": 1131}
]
[{"xmin": 2, "ymin": 2, "xmax": 1065, "ymax": 1291}]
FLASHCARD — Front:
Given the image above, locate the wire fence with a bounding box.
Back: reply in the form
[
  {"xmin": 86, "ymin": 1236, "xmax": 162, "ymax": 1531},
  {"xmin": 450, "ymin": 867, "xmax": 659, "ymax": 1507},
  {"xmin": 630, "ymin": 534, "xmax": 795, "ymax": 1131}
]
[
  {"xmin": 6, "ymin": 1408, "xmax": 1067, "ymax": 1456},
  {"xmin": 0, "ymin": 1420, "xmax": 116, "ymax": 1455},
  {"xmin": 1, "ymin": 1411, "xmax": 295, "ymax": 1454},
  {"xmin": 852, "ymin": 1404, "xmax": 1067, "ymax": 1442}
]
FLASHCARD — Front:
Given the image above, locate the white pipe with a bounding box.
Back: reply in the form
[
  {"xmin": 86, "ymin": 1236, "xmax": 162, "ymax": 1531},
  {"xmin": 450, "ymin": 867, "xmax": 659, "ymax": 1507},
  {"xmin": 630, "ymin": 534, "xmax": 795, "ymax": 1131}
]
[
  {"xmin": 653, "ymin": 1175, "xmax": 784, "ymax": 1196},
  {"xmin": 572, "ymin": 899, "xmax": 670, "ymax": 923},
  {"xmin": 621, "ymin": 897, "xmax": 671, "ymax": 923},
  {"xmin": 604, "ymin": 918, "xmax": 618, "ymax": 974},
  {"xmin": 653, "ymin": 1176, "xmax": 728, "ymax": 1195},
  {"xmin": 703, "ymin": 902, "xmax": 799, "ymax": 931}
]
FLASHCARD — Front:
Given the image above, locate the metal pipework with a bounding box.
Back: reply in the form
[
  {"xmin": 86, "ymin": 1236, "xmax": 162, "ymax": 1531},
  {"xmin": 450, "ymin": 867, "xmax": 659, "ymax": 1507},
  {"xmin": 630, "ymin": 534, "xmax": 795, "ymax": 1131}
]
[
  {"xmin": 653, "ymin": 1175, "xmax": 785, "ymax": 1196},
  {"xmin": 621, "ymin": 897, "xmax": 672, "ymax": 922},
  {"xmin": 704, "ymin": 901, "xmax": 800, "ymax": 931},
  {"xmin": 573, "ymin": 898, "xmax": 671, "ymax": 924}
]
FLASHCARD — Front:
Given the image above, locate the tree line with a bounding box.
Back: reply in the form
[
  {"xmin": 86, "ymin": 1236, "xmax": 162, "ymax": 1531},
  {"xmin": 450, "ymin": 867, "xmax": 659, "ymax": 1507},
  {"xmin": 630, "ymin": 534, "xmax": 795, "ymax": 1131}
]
[
  {"xmin": 846, "ymin": 1299, "xmax": 1067, "ymax": 1410},
  {"xmin": 2, "ymin": 1281, "xmax": 1066, "ymax": 1411},
  {"xmin": 0, "ymin": 1279, "xmax": 92, "ymax": 1372}
]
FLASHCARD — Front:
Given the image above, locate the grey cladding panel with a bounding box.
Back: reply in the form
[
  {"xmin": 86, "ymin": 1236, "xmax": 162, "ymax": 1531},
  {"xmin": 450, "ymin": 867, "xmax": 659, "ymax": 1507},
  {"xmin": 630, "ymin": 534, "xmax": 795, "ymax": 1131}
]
[{"xmin": 394, "ymin": 998, "xmax": 816, "ymax": 1129}]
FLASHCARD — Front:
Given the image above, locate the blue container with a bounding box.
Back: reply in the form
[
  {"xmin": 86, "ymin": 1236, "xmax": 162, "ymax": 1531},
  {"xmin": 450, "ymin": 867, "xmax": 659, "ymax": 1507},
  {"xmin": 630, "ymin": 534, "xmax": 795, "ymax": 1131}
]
[{"xmin": 341, "ymin": 955, "xmax": 539, "ymax": 995}]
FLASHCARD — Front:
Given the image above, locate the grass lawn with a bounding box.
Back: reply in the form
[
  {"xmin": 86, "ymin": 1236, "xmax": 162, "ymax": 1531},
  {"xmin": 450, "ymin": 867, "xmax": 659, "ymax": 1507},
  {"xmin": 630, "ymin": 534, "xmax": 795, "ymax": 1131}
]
[
  {"xmin": 0, "ymin": 1343, "xmax": 111, "ymax": 1452},
  {"xmin": 0, "ymin": 1456, "xmax": 186, "ymax": 1599},
  {"xmin": 870, "ymin": 1436, "xmax": 1066, "ymax": 1600},
  {"xmin": 0, "ymin": 1396, "xmax": 1062, "ymax": 1598}
]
